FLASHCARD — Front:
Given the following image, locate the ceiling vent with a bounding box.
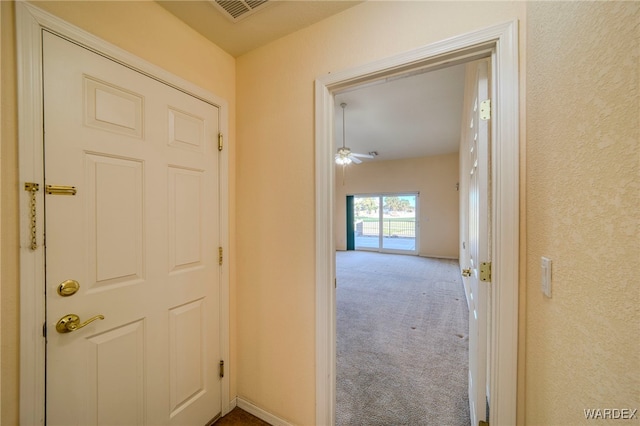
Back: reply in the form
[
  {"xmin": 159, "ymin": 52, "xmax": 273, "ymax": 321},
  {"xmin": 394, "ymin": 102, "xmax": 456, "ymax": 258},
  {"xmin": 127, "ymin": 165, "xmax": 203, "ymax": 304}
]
[{"xmin": 210, "ymin": 0, "xmax": 270, "ymax": 23}]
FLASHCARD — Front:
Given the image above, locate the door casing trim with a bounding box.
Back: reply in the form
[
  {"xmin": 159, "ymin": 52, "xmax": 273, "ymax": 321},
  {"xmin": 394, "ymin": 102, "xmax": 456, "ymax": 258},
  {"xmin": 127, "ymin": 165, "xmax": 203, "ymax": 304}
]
[
  {"xmin": 16, "ymin": 3, "xmax": 231, "ymax": 424},
  {"xmin": 315, "ymin": 20, "xmax": 520, "ymax": 425}
]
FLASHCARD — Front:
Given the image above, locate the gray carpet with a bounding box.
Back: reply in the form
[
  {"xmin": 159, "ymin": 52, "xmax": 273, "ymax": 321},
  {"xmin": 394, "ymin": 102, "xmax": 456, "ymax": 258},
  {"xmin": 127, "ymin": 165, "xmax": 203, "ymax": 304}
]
[{"xmin": 336, "ymin": 251, "xmax": 470, "ymax": 426}]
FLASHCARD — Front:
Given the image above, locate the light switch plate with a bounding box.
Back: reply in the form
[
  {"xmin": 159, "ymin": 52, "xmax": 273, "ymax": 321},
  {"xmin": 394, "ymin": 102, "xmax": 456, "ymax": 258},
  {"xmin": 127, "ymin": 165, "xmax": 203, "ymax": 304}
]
[{"xmin": 541, "ymin": 257, "xmax": 552, "ymax": 298}]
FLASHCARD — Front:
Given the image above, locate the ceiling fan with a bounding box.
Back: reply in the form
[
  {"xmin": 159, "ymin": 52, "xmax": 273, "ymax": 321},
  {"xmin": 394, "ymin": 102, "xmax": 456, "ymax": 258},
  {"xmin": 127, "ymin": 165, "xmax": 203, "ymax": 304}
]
[{"xmin": 335, "ymin": 102, "xmax": 375, "ymax": 165}]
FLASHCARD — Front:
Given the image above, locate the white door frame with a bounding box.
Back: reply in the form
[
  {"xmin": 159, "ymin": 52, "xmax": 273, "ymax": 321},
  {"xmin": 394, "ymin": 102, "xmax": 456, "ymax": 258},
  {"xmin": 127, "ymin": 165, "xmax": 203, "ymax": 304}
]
[
  {"xmin": 16, "ymin": 3, "xmax": 231, "ymax": 424},
  {"xmin": 315, "ymin": 21, "xmax": 520, "ymax": 425}
]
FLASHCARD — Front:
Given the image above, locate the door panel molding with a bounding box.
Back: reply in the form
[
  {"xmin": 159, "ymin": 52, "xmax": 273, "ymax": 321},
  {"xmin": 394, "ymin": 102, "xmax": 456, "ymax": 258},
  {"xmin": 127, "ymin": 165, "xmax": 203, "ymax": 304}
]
[
  {"xmin": 16, "ymin": 3, "xmax": 230, "ymax": 424},
  {"xmin": 315, "ymin": 20, "xmax": 519, "ymax": 426}
]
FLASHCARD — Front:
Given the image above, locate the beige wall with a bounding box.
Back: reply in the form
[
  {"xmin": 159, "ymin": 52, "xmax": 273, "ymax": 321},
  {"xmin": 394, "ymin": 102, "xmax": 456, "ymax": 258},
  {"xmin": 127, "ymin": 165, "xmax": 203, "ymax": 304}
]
[
  {"xmin": 334, "ymin": 154, "xmax": 459, "ymax": 258},
  {"xmin": 525, "ymin": 2, "xmax": 639, "ymax": 424},
  {"xmin": 236, "ymin": 2, "xmax": 526, "ymax": 424},
  {"xmin": 0, "ymin": 2, "xmax": 3, "ymax": 419},
  {"xmin": 1, "ymin": 1, "xmax": 19, "ymax": 423},
  {"xmin": 0, "ymin": 2, "xmax": 237, "ymax": 424},
  {"xmin": 0, "ymin": 1, "xmax": 6, "ymax": 422}
]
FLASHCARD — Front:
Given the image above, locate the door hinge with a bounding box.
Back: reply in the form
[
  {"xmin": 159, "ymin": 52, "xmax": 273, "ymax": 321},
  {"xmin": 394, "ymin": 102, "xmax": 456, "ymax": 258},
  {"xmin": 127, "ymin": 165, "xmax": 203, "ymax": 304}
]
[
  {"xmin": 479, "ymin": 99, "xmax": 491, "ymax": 120},
  {"xmin": 479, "ymin": 421, "xmax": 489, "ymax": 426},
  {"xmin": 218, "ymin": 133, "xmax": 223, "ymax": 151},
  {"xmin": 219, "ymin": 360, "xmax": 224, "ymax": 378},
  {"xmin": 480, "ymin": 262, "xmax": 492, "ymax": 282},
  {"xmin": 218, "ymin": 247, "xmax": 223, "ymax": 266},
  {"xmin": 42, "ymin": 321, "xmax": 47, "ymax": 339}
]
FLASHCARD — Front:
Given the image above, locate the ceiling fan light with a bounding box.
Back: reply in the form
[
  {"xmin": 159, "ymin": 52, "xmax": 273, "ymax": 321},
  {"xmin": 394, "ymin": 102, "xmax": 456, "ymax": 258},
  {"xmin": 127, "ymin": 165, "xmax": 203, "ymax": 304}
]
[{"xmin": 335, "ymin": 155, "xmax": 352, "ymax": 165}]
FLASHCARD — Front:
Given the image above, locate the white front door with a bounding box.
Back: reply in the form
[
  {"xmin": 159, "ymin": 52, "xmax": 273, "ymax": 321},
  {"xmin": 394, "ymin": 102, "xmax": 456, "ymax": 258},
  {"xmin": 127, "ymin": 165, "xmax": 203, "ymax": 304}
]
[
  {"xmin": 43, "ymin": 31, "xmax": 221, "ymax": 425},
  {"xmin": 467, "ymin": 59, "xmax": 490, "ymax": 426}
]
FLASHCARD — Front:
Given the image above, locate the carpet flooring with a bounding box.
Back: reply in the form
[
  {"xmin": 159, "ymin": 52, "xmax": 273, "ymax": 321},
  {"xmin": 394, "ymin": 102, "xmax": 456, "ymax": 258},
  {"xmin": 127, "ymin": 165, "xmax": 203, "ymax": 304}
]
[{"xmin": 336, "ymin": 251, "xmax": 470, "ymax": 426}]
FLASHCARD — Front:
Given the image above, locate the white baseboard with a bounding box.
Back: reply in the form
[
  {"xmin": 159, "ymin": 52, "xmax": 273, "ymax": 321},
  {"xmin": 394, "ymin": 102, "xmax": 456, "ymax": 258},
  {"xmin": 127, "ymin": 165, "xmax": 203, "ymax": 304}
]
[
  {"xmin": 236, "ymin": 398, "xmax": 294, "ymax": 426},
  {"xmin": 418, "ymin": 253, "xmax": 460, "ymax": 260}
]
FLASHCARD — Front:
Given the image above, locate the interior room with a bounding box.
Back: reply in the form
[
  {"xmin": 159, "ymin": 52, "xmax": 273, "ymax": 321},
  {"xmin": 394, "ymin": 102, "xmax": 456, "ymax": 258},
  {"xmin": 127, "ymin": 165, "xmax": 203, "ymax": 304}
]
[
  {"xmin": 333, "ymin": 63, "xmax": 464, "ymax": 259},
  {"xmin": 1, "ymin": 1, "xmax": 637, "ymax": 425}
]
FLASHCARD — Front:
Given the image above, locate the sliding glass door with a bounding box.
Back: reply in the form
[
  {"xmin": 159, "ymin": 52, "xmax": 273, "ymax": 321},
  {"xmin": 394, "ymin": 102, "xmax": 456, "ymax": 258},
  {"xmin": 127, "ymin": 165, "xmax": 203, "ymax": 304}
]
[
  {"xmin": 353, "ymin": 193, "xmax": 418, "ymax": 254},
  {"xmin": 353, "ymin": 196, "xmax": 379, "ymax": 250}
]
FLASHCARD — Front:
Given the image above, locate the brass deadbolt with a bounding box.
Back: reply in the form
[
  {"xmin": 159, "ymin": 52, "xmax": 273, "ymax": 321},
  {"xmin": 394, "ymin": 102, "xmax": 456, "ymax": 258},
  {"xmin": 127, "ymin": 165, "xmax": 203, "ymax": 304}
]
[{"xmin": 57, "ymin": 280, "xmax": 80, "ymax": 297}]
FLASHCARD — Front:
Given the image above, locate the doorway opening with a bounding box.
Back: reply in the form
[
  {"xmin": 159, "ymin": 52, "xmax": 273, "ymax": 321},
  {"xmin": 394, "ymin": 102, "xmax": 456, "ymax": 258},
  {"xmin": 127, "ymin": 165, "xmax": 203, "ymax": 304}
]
[
  {"xmin": 335, "ymin": 55, "xmax": 475, "ymax": 423},
  {"xmin": 315, "ymin": 21, "xmax": 519, "ymax": 426}
]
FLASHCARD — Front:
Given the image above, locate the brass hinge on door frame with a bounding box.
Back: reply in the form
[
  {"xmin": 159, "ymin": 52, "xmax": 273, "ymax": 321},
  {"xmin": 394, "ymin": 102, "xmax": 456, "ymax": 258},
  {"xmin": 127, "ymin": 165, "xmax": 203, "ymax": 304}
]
[
  {"xmin": 219, "ymin": 360, "xmax": 224, "ymax": 378},
  {"xmin": 479, "ymin": 99, "xmax": 491, "ymax": 120},
  {"xmin": 480, "ymin": 262, "xmax": 492, "ymax": 282},
  {"xmin": 218, "ymin": 247, "xmax": 223, "ymax": 266},
  {"xmin": 479, "ymin": 421, "xmax": 489, "ymax": 426},
  {"xmin": 218, "ymin": 133, "xmax": 223, "ymax": 151}
]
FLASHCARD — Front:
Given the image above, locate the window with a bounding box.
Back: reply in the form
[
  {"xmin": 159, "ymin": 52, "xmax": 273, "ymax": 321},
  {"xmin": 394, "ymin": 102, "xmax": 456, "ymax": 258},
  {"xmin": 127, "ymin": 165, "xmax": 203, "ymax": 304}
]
[{"xmin": 352, "ymin": 193, "xmax": 418, "ymax": 254}]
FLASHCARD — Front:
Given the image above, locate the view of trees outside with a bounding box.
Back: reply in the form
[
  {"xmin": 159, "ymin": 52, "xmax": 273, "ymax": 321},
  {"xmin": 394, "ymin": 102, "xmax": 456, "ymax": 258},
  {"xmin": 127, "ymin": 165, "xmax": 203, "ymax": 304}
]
[
  {"xmin": 354, "ymin": 196, "xmax": 415, "ymax": 216},
  {"xmin": 354, "ymin": 196, "xmax": 378, "ymax": 215},
  {"xmin": 354, "ymin": 195, "xmax": 416, "ymax": 239},
  {"xmin": 383, "ymin": 196, "xmax": 414, "ymax": 213}
]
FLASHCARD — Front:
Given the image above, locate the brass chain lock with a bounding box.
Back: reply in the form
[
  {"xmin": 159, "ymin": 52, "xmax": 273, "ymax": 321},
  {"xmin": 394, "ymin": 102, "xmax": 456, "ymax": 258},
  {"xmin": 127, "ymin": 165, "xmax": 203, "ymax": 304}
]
[{"xmin": 24, "ymin": 182, "xmax": 40, "ymax": 250}]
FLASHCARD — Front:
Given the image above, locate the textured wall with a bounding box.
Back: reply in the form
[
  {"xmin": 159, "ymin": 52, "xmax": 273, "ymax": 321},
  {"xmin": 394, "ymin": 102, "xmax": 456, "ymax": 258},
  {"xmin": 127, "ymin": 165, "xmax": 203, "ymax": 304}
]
[
  {"xmin": 526, "ymin": 2, "xmax": 639, "ymax": 423},
  {"xmin": 334, "ymin": 154, "xmax": 460, "ymax": 259}
]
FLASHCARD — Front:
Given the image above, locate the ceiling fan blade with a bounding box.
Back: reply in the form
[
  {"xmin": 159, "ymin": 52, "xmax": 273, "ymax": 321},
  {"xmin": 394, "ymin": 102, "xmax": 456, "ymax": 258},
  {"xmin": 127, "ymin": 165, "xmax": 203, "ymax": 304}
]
[
  {"xmin": 350, "ymin": 155, "xmax": 362, "ymax": 164},
  {"xmin": 351, "ymin": 152, "xmax": 374, "ymax": 159}
]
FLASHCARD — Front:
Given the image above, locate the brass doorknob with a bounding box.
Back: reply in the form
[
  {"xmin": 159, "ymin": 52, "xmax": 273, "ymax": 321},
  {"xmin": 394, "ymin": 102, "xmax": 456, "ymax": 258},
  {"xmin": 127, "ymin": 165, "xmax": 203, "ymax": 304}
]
[
  {"xmin": 56, "ymin": 313, "xmax": 104, "ymax": 333},
  {"xmin": 462, "ymin": 268, "xmax": 471, "ymax": 277}
]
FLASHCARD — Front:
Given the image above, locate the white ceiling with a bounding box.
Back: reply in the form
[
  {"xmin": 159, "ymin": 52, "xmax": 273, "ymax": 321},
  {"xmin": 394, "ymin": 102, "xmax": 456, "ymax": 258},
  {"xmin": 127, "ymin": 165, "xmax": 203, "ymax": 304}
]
[
  {"xmin": 334, "ymin": 64, "xmax": 466, "ymax": 163},
  {"xmin": 157, "ymin": 1, "xmax": 466, "ymax": 163}
]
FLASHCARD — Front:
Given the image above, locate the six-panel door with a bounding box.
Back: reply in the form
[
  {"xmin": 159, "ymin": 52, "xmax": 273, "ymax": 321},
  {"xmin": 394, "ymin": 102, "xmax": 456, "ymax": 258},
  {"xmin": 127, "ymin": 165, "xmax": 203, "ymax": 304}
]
[{"xmin": 43, "ymin": 31, "xmax": 222, "ymax": 425}]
